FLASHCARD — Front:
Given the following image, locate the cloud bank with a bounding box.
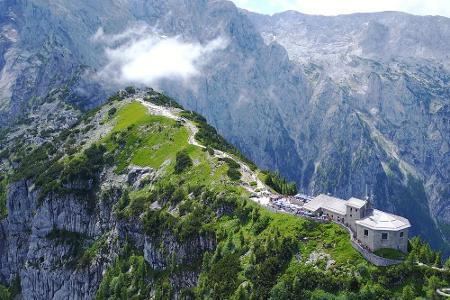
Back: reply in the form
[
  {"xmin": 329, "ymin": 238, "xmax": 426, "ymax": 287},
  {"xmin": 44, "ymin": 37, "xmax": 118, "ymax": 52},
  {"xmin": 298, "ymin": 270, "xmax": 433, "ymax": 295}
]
[
  {"xmin": 232, "ymin": 0, "xmax": 450, "ymax": 17},
  {"xmin": 94, "ymin": 26, "xmax": 227, "ymax": 86}
]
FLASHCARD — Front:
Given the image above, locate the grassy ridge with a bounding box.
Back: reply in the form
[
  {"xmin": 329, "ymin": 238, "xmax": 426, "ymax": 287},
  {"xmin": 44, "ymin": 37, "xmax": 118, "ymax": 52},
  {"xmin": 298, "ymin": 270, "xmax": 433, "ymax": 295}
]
[
  {"xmin": 100, "ymin": 101, "xmax": 450, "ymax": 299},
  {"xmin": 2, "ymin": 93, "xmax": 450, "ymax": 299}
]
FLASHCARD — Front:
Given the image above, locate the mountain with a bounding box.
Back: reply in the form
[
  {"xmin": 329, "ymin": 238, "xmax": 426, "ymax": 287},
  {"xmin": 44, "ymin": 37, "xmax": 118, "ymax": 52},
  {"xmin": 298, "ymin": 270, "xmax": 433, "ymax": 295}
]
[
  {"xmin": 244, "ymin": 10, "xmax": 450, "ymax": 252},
  {"xmin": 0, "ymin": 88, "xmax": 449, "ymax": 299},
  {"xmin": 0, "ymin": 0, "xmax": 449, "ymax": 254}
]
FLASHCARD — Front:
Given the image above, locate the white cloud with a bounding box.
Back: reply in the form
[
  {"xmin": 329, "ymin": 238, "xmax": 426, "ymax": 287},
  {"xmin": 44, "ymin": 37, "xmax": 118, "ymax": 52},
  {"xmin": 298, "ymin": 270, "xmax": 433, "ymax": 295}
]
[
  {"xmin": 231, "ymin": 0, "xmax": 450, "ymax": 17},
  {"xmin": 94, "ymin": 25, "xmax": 228, "ymax": 86}
]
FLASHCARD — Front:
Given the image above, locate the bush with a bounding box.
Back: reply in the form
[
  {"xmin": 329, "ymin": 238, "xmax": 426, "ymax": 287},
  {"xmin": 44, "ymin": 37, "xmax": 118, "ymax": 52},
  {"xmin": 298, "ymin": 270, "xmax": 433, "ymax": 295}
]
[
  {"xmin": 108, "ymin": 93, "xmax": 123, "ymax": 102},
  {"xmin": 252, "ymin": 215, "xmax": 271, "ymax": 235},
  {"xmin": 61, "ymin": 144, "xmax": 107, "ymax": 186},
  {"xmin": 220, "ymin": 157, "xmax": 240, "ymax": 170},
  {"xmin": 227, "ymin": 168, "xmax": 242, "ymax": 181},
  {"xmin": 108, "ymin": 107, "xmax": 117, "ymax": 117},
  {"xmin": 78, "ymin": 235, "xmax": 107, "ymax": 268},
  {"xmin": 144, "ymin": 92, "xmax": 184, "ymax": 109},
  {"xmin": 0, "ymin": 284, "xmax": 10, "ymax": 300},
  {"xmin": 220, "ymin": 157, "xmax": 242, "ymax": 181},
  {"xmin": 174, "ymin": 150, "xmax": 193, "ymax": 174},
  {"xmin": 264, "ymin": 171, "xmax": 297, "ymax": 195},
  {"xmin": 125, "ymin": 86, "xmax": 136, "ymax": 95},
  {"xmin": 445, "ymin": 257, "xmax": 450, "ymax": 270}
]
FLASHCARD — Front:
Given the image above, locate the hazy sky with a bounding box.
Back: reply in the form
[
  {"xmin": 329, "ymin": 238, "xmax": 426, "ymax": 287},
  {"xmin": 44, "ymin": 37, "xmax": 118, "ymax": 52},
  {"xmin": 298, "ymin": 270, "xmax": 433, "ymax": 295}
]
[{"xmin": 231, "ymin": 0, "xmax": 450, "ymax": 17}]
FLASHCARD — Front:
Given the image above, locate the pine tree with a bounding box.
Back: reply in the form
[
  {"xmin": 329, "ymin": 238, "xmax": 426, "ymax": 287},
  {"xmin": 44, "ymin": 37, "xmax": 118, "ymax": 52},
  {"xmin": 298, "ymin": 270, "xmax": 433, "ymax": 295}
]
[
  {"xmin": 401, "ymin": 284, "xmax": 415, "ymax": 300},
  {"xmin": 445, "ymin": 257, "xmax": 450, "ymax": 270},
  {"xmin": 434, "ymin": 252, "xmax": 442, "ymax": 268}
]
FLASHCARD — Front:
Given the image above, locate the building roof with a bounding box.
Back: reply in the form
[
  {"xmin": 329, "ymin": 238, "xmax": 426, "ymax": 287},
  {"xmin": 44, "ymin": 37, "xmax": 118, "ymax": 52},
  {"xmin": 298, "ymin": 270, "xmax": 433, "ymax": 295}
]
[
  {"xmin": 304, "ymin": 194, "xmax": 347, "ymax": 215},
  {"xmin": 355, "ymin": 209, "xmax": 411, "ymax": 231},
  {"xmin": 346, "ymin": 197, "xmax": 367, "ymax": 209}
]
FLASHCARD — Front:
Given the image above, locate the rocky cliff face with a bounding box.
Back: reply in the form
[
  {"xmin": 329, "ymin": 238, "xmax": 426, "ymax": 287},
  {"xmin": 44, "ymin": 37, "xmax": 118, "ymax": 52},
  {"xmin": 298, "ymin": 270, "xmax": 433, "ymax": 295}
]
[
  {"xmin": 0, "ymin": 171, "xmax": 217, "ymax": 299},
  {"xmin": 0, "ymin": 178, "xmax": 116, "ymax": 299},
  {"xmin": 245, "ymin": 10, "xmax": 450, "ymax": 251},
  {"xmin": 0, "ymin": 92, "xmax": 223, "ymax": 299},
  {"xmin": 0, "ymin": 0, "xmax": 449, "ymax": 253}
]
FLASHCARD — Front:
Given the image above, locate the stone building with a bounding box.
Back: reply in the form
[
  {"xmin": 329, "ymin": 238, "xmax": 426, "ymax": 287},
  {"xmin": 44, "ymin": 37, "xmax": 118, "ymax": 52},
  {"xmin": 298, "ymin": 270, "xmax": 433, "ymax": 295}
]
[{"xmin": 304, "ymin": 194, "xmax": 411, "ymax": 253}]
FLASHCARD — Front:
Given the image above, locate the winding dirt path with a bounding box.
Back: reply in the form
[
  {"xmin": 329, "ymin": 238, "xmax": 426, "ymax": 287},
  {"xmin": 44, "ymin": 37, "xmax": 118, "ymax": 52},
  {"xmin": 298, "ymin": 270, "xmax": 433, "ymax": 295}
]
[
  {"xmin": 437, "ymin": 288, "xmax": 450, "ymax": 298},
  {"xmin": 138, "ymin": 99, "xmax": 272, "ymax": 199}
]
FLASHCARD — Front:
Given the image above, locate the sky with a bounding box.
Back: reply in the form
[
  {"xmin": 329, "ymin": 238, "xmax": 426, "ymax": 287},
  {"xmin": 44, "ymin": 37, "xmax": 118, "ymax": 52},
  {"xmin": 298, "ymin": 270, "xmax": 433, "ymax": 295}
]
[{"xmin": 231, "ymin": 0, "xmax": 450, "ymax": 17}]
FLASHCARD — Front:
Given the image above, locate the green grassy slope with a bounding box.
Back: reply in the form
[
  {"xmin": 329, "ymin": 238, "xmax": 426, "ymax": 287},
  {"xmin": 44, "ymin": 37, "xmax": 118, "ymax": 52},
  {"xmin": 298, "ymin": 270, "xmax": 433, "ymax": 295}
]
[{"xmin": 2, "ymin": 90, "xmax": 449, "ymax": 299}]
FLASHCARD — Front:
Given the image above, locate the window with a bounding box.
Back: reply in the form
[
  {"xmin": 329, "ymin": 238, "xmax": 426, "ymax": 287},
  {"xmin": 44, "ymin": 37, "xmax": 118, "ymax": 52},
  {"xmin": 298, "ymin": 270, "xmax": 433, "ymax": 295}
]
[
  {"xmin": 356, "ymin": 209, "xmax": 358, "ymax": 212},
  {"xmin": 382, "ymin": 233, "xmax": 388, "ymax": 240},
  {"xmin": 350, "ymin": 207, "xmax": 353, "ymax": 211},
  {"xmin": 364, "ymin": 229, "xmax": 369, "ymax": 236},
  {"xmin": 400, "ymin": 232, "xmax": 404, "ymax": 237},
  {"xmin": 350, "ymin": 214, "xmax": 352, "ymax": 217}
]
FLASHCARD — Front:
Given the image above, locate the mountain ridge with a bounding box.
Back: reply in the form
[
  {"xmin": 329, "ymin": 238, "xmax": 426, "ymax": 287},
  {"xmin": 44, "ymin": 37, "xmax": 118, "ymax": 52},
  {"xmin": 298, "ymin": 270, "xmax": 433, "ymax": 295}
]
[
  {"xmin": 0, "ymin": 88, "xmax": 449, "ymax": 299},
  {"xmin": 0, "ymin": 0, "xmax": 449, "ymax": 255}
]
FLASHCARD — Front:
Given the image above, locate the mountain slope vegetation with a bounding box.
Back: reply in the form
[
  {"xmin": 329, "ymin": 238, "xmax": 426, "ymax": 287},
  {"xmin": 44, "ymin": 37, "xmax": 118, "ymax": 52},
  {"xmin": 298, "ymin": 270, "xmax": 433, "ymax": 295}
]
[
  {"xmin": 0, "ymin": 89, "xmax": 449, "ymax": 299},
  {"xmin": 1, "ymin": 0, "xmax": 448, "ymax": 254}
]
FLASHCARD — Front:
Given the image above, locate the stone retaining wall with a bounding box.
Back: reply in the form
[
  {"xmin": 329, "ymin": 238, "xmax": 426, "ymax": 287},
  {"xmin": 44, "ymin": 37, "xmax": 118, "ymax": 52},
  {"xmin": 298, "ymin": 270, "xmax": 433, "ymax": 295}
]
[
  {"xmin": 334, "ymin": 221, "xmax": 404, "ymax": 266},
  {"xmin": 264, "ymin": 206, "xmax": 404, "ymax": 266},
  {"xmin": 351, "ymin": 240, "xmax": 403, "ymax": 266}
]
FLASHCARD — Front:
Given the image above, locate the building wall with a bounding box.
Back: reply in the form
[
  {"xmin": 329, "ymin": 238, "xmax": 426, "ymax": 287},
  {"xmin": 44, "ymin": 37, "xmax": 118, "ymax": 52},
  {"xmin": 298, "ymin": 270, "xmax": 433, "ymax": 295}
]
[
  {"xmin": 322, "ymin": 209, "xmax": 345, "ymax": 223},
  {"xmin": 356, "ymin": 225, "xmax": 408, "ymax": 253},
  {"xmin": 345, "ymin": 205, "xmax": 365, "ymax": 232}
]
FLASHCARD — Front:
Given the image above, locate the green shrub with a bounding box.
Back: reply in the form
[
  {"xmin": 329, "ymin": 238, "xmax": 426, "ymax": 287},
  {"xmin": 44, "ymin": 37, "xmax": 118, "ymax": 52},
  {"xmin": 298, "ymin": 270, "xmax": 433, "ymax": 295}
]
[
  {"xmin": 227, "ymin": 168, "xmax": 242, "ymax": 181},
  {"xmin": 199, "ymin": 252, "xmax": 241, "ymax": 299},
  {"xmin": 108, "ymin": 107, "xmax": 117, "ymax": 117},
  {"xmin": 144, "ymin": 92, "xmax": 184, "ymax": 109},
  {"xmin": 96, "ymin": 248, "xmax": 151, "ymax": 300},
  {"xmin": 252, "ymin": 215, "xmax": 271, "ymax": 235},
  {"xmin": 125, "ymin": 86, "xmax": 136, "ymax": 94},
  {"xmin": 220, "ymin": 157, "xmax": 240, "ymax": 170},
  {"xmin": 107, "ymin": 93, "xmax": 124, "ymax": 102},
  {"xmin": 206, "ymin": 147, "xmax": 214, "ymax": 155},
  {"xmin": 170, "ymin": 188, "xmax": 186, "ymax": 205},
  {"xmin": 264, "ymin": 171, "xmax": 297, "ymax": 195},
  {"xmin": 46, "ymin": 228, "xmax": 86, "ymax": 260},
  {"xmin": 444, "ymin": 257, "xmax": 450, "ymax": 270},
  {"xmin": 142, "ymin": 210, "xmax": 176, "ymax": 237},
  {"xmin": 174, "ymin": 150, "xmax": 193, "ymax": 174},
  {"xmin": 78, "ymin": 235, "xmax": 108, "ymax": 268},
  {"xmin": 0, "ymin": 284, "xmax": 10, "ymax": 300},
  {"xmin": 61, "ymin": 144, "xmax": 107, "ymax": 185}
]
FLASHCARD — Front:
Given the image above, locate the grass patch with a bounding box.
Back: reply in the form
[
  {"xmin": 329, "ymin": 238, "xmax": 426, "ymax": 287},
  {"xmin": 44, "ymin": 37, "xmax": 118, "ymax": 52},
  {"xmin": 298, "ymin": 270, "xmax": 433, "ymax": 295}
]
[
  {"xmin": 104, "ymin": 101, "xmax": 190, "ymax": 172},
  {"xmin": 374, "ymin": 248, "xmax": 406, "ymax": 260},
  {"xmin": 78, "ymin": 234, "xmax": 109, "ymax": 268}
]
